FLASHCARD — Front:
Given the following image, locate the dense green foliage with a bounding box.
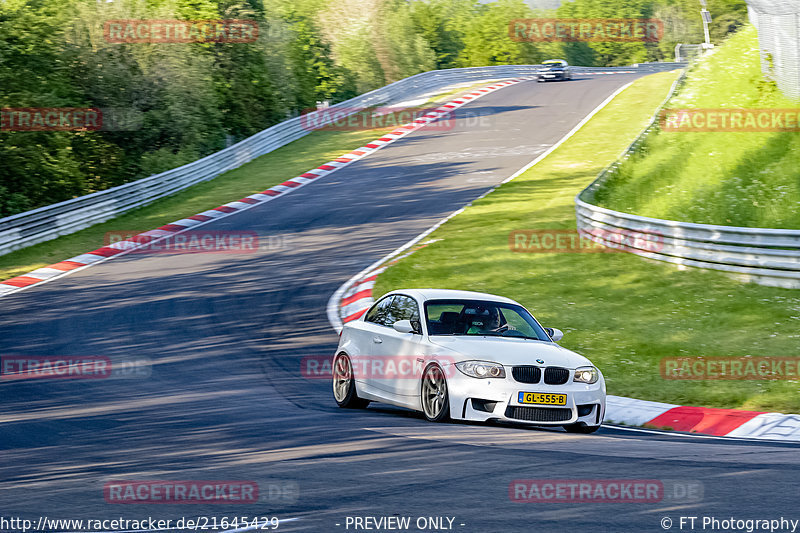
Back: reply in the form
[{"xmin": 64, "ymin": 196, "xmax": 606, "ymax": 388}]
[
  {"xmin": 0, "ymin": 0, "xmax": 746, "ymax": 217},
  {"xmin": 554, "ymin": 0, "xmax": 748, "ymax": 66}
]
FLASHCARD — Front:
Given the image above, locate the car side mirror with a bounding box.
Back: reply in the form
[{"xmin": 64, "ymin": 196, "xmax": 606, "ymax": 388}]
[
  {"xmin": 393, "ymin": 320, "xmax": 418, "ymax": 334},
  {"xmin": 545, "ymin": 327, "xmax": 564, "ymax": 342}
]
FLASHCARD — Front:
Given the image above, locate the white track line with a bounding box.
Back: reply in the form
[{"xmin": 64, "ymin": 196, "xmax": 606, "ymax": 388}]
[{"xmin": 604, "ymin": 424, "xmax": 800, "ymax": 444}]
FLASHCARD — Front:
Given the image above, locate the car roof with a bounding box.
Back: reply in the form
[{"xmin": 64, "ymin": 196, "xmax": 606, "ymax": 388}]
[
  {"xmin": 384, "ymin": 288, "xmax": 519, "ymax": 305},
  {"xmin": 543, "ymin": 59, "xmax": 567, "ymax": 64}
]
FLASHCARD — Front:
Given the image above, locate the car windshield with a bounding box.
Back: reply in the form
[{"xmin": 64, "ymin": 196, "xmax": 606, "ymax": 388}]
[{"xmin": 424, "ymin": 299, "xmax": 550, "ymax": 340}]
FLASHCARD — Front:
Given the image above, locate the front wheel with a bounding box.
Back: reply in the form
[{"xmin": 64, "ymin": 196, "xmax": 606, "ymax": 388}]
[
  {"xmin": 421, "ymin": 364, "xmax": 450, "ymax": 422},
  {"xmin": 332, "ymin": 353, "xmax": 369, "ymax": 409},
  {"xmin": 563, "ymin": 423, "xmax": 600, "ymax": 434}
]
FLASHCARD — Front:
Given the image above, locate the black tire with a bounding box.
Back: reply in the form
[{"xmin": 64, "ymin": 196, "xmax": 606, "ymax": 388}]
[
  {"xmin": 332, "ymin": 353, "xmax": 369, "ymax": 409},
  {"xmin": 420, "ymin": 364, "xmax": 450, "ymax": 422},
  {"xmin": 563, "ymin": 423, "xmax": 600, "ymax": 434}
]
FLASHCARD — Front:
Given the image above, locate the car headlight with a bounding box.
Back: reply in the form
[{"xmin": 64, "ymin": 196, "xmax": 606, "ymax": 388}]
[
  {"xmin": 573, "ymin": 366, "xmax": 598, "ymax": 384},
  {"xmin": 455, "ymin": 360, "xmax": 506, "ymax": 379}
]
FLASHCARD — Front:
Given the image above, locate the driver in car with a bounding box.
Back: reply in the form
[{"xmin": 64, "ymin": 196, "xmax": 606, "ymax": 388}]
[{"xmin": 466, "ymin": 307, "xmax": 514, "ymax": 335}]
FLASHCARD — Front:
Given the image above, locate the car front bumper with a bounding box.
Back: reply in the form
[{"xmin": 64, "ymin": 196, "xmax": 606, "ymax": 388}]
[
  {"xmin": 445, "ymin": 368, "xmax": 605, "ymax": 427},
  {"xmin": 538, "ymin": 72, "xmax": 567, "ymax": 80}
]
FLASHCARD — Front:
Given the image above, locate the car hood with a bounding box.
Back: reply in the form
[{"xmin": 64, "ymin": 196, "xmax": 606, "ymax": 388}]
[{"xmin": 428, "ymin": 336, "xmax": 593, "ymax": 368}]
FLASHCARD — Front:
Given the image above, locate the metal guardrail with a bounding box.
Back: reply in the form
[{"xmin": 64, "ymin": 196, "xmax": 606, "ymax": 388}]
[
  {"xmin": 0, "ymin": 63, "xmax": 682, "ymax": 257},
  {"xmin": 575, "ymin": 68, "xmax": 800, "ymax": 289}
]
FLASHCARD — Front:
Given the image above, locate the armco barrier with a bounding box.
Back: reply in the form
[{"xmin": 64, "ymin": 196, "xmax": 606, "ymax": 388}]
[
  {"xmin": 0, "ymin": 63, "xmax": 681, "ymax": 257},
  {"xmin": 575, "ymin": 69, "xmax": 800, "ymax": 289}
]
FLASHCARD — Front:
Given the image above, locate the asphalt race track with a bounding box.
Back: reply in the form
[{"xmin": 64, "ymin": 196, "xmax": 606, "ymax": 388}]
[{"xmin": 2, "ymin": 73, "xmax": 799, "ymax": 533}]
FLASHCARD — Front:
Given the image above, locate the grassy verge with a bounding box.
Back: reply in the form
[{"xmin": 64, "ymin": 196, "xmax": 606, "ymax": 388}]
[
  {"xmin": 374, "ymin": 69, "xmax": 800, "ymax": 413},
  {"xmin": 591, "ymin": 25, "xmax": 800, "ymax": 229},
  {"xmin": 0, "ymin": 81, "xmax": 493, "ymax": 281}
]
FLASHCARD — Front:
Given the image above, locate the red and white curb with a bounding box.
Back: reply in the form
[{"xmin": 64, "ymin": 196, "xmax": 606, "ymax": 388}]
[
  {"xmin": 325, "ymin": 80, "xmax": 800, "ymax": 443},
  {"xmin": 0, "ymin": 78, "xmax": 535, "ymax": 298},
  {"xmin": 606, "ymin": 396, "xmax": 800, "ymax": 441},
  {"xmin": 339, "ymin": 267, "xmax": 384, "ymax": 324},
  {"xmin": 335, "ymin": 240, "xmax": 439, "ymax": 325}
]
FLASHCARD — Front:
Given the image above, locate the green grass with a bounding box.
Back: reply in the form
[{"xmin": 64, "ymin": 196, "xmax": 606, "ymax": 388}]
[
  {"xmin": 590, "ymin": 25, "xmax": 800, "ymax": 229},
  {"xmin": 374, "ymin": 69, "xmax": 800, "ymax": 413},
  {"xmin": 0, "ymin": 81, "xmax": 492, "ymax": 281}
]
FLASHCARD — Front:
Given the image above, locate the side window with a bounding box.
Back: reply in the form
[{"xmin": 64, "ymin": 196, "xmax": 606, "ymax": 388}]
[
  {"xmin": 365, "ymin": 296, "xmax": 395, "ymax": 326},
  {"xmin": 390, "ymin": 295, "xmax": 420, "ymax": 323}
]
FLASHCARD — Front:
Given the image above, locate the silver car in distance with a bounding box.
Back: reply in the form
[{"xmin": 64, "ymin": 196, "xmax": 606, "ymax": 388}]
[
  {"xmin": 332, "ymin": 289, "xmax": 605, "ymax": 433},
  {"xmin": 537, "ymin": 59, "xmax": 573, "ymax": 81}
]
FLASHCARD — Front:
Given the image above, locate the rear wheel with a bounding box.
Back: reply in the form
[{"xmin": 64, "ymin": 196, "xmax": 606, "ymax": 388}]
[
  {"xmin": 332, "ymin": 353, "xmax": 369, "ymax": 409},
  {"xmin": 563, "ymin": 423, "xmax": 600, "ymax": 434},
  {"xmin": 421, "ymin": 364, "xmax": 450, "ymax": 422}
]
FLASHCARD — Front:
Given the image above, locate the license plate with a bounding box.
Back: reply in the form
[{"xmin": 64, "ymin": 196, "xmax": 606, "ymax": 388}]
[
  {"xmin": 518, "ymin": 392, "xmax": 567, "ymax": 406},
  {"xmin": 544, "ymin": 75, "xmax": 555, "ymax": 78}
]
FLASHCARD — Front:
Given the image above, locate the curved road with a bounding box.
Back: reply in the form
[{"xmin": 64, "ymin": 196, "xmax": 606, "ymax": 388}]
[{"xmin": 2, "ymin": 73, "xmax": 798, "ymax": 533}]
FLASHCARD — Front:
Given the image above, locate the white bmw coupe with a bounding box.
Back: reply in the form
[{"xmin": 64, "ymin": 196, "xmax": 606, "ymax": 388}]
[{"xmin": 333, "ymin": 289, "xmax": 605, "ymax": 433}]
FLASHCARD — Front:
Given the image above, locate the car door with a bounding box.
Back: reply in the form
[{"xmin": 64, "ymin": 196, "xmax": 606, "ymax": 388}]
[
  {"xmin": 354, "ymin": 295, "xmax": 397, "ymax": 398},
  {"xmin": 378, "ymin": 295, "xmax": 427, "ymax": 399}
]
